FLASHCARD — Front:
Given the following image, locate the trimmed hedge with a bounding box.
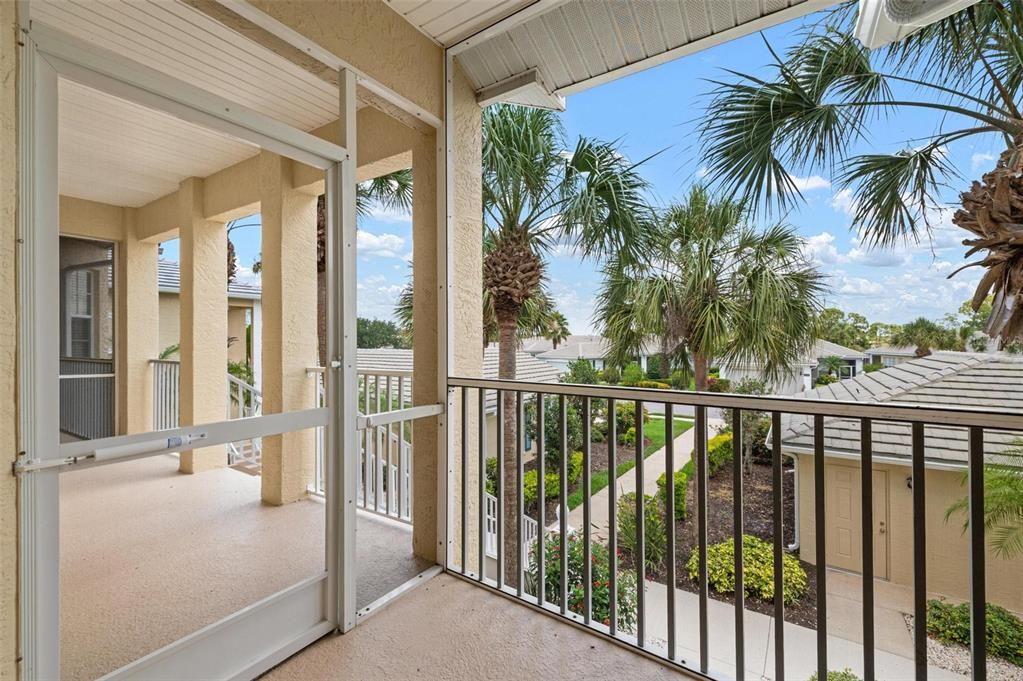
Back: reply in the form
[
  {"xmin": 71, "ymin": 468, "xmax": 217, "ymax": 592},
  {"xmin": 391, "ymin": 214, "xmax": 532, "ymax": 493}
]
[
  {"xmin": 686, "ymin": 534, "xmax": 808, "ymax": 605},
  {"xmin": 808, "ymin": 671, "xmax": 862, "ymax": 681},
  {"xmin": 707, "ymin": 432, "xmax": 733, "ymax": 476},
  {"xmin": 927, "ymin": 599, "xmax": 1023, "ymax": 665},
  {"xmin": 656, "ymin": 465, "xmax": 690, "ymax": 521},
  {"xmin": 637, "ymin": 379, "xmax": 671, "ymax": 389},
  {"xmin": 493, "ymin": 451, "xmax": 584, "ymax": 506}
]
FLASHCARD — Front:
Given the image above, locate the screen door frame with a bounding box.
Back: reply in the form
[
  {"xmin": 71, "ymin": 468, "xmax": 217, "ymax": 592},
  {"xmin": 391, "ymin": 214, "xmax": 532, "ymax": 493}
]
[{"xmin": 16, "ymin": 21, "xmax": 358, "ymax": 681}]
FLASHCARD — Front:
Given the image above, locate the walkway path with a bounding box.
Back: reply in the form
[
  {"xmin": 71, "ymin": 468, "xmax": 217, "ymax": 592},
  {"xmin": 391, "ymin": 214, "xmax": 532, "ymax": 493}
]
[
  {"xmin": 567, "ymin": 416, "xmax": 725, "ymax": 541},
  {"xmin": 640, "ymin": 578, "xmax": 965, "ymax": 681}
]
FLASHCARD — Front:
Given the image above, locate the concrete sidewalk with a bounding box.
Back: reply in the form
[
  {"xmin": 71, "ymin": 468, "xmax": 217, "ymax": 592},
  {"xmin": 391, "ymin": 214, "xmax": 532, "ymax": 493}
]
[
  {"xmin": 567, "ymin": 416, "xmax": 724, "ymax": 541},
  {"xmin": 641, "ymin": 578, "xmax": 966, "ymax": 681}
]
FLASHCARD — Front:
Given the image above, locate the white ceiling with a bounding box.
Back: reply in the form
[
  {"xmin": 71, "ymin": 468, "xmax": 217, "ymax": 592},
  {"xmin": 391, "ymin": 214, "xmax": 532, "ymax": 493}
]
[
  {"xmin": 59, "ymin": 79, "xmax": 257, "ymax": 208},
  {"xmin": 455, "ymin": 0, "xmax": 830, "ymax": 98},
  {"xmin": 32, "ymin": 0, "xmax": 345, "ymax": 208},
  {"xmin": 32, "ymin": 0, "xmax": 339, "ymax": 133},
  {"xmin": 385, "ymin": 0, "xmax": 536, "ymax": 46}
]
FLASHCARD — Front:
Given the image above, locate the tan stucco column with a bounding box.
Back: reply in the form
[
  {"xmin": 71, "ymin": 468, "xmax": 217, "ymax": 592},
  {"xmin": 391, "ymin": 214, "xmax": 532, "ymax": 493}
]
[
  {"xmin": 178, "ymin": 177, "xmax": 228, "ymax": 473},
  {"xmin": 259, "ymin": 150, "xmax": 318, "ymax": 505},
  {"xmin": 116, "ymin": 209, "xmax": 159, "ymax": 434},
  {"xmin": 411, "ymin": 128, "xmax": 440, "ymax": 561}
]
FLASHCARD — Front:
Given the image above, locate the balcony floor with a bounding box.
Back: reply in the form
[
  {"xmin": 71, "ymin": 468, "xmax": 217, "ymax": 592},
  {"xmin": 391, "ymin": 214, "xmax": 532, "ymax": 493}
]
[
  {"xmin": 263, "ymin": 573, "xmax": 683, "ymax": 681},
  {"xmin": 59, "ymin": 453, "xmax": 430, "ymax": 681}
]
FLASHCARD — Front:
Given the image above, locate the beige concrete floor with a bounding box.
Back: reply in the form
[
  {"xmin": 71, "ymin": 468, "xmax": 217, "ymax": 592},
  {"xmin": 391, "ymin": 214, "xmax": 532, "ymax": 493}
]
[
  {"xmin": 263, "ymin": 573, "xmax": 684, "ymax": 681},
  {"xmin": 59, "ymin": 454, "xmax": 429, "ymax": 681}
]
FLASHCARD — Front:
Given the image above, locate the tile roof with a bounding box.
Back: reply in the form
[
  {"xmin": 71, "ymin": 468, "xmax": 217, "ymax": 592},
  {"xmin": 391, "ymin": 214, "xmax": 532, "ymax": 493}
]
[
  {"xmin": 813, "ymin": 339, "xmax": 868, "ymax": 361},
  {"xmin": 158, "ymin": 260, "xmax": 261, "ymax": 299},
  {"xmin": 863, "ymin": 345, "xmax": 919, "ymax": 357},
  {"xmin": 357, "ymin": 347, "xmax": 563, "ymax": 414},
  {"xmin": 527, "ymin": 335, "xmax": 660, "ymax": 361},
  {"xmin": 780, "ymin": 352, "xmax": 1023, "ymax": 466}
]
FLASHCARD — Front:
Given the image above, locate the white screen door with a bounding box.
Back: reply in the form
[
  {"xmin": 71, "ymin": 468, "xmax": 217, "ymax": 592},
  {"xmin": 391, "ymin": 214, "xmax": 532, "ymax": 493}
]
[{"xmin": 16, "ymin": 22, "xmax": 357, "ymax": 681}]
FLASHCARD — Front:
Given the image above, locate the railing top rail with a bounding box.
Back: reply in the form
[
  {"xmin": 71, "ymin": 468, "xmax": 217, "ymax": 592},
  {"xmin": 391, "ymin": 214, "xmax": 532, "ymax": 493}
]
[
  {"xmin": 447, "ymin": 376, "xmax": 1023, "ymax": 431},
  {"xmin": 226, "ymin": 373, "xmax": 262, "ymax": 396},
  {"xmin": 149, "ymin": 358, "xmax": 180, "ymax": 365},
  {"xmin": 306, "ymin": 365, "xmax": 414, "ymax": 378}
]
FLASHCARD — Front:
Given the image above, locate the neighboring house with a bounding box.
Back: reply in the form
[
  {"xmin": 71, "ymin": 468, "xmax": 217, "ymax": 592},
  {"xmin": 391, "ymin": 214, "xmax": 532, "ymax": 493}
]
[
  {"xmin": 719, "ymin": 339, "xmax": 867, "ymax": 395},
  {"xmin": 157, "ymin": 260, "xmax": 261, "ymax": 365},
  {"xmin": 523, "ymin": 334, "xmax": 659, "ymax": 372},
  {"xmin": 358, "ymin": 346, "xmax": 563, "ymax": 462},
  {"xmin": 864, "ymin": 345, "xmax": 919, "ymax": 367},
  {"xmin": 779, "ymin": 352, "xmax": 1023, "ymax": 612}
]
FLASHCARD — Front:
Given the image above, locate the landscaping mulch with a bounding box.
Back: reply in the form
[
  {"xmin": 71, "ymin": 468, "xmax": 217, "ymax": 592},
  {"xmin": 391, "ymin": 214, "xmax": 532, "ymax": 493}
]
[{"xmin": 621, "ymin": 459, "xmax": 821, "ymax": 630}]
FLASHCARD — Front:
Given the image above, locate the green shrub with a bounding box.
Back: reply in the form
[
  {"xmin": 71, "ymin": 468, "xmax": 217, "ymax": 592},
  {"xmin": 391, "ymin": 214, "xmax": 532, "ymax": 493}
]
[
  {"xmin": 485, "ymin": 457, "xmax": 497, "ymax": 496},
  {"xmin": 815, "ymin": 374, "xmax": 838, "ymax": 386},
  {"xmin": 707, "ymin": 432, "xmax": 733, "ymax": 476},
  {"xmin": 656, "ymin": 467, "xmax": 689, "ymax": 521},
  {"xmin": 637, "ymin": 379, "xmax": 671, "ymax": 389},
  {"xmin": 807, "ymin": 670, "xmax": 863, "ymax": 681},
  {"xmin": 686, "ymin": 535, "xmax": 807, "ymax": 604},
  {"xmin": 927, "ymin": 599, "xmax": 1023, "ymax": 665},
  {"xmin": 616, "ymin": 492, "xmax": 667, "ymax": 573},
  {"xmin": 526, "ymin": 533, "xmax": 639, "ymax": 632},
  {"xmin": 706, "ymin": 377, "xmax": 731, "ymax": 392},
  {"xmin": 669, "ymin": 369, "xmax": 690, "ymax": 390},
  {"xmin": 622, "ymin": 363, "xmax": 644, "ymax": 386},
  {"xmin": 863, "ymin": 362, "xmax": 883, "ymax": 373},
  {"xmin": 567, "ymin": 451, "xmax": 584, "ymax": 485},
  {"xmin": 564, "ymin": 358, "xmax": 600, "ymax": 385},
  {"xmin": 601, "ymin": 365, "xmax": 621, "ymax": 384},
  {"xmin": 522, "ymin": 468, "xmax": 561, "ymax": 506},
  {"xmin": 622, "ymin": 426, "xmax": 637, "ymax": 447}
]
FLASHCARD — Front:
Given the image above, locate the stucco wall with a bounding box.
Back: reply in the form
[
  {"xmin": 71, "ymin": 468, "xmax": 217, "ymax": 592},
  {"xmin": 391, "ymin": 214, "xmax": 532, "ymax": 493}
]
[
  {"xmin": 159, "ymin": 293, "xmax": 250, "ymax": 364},
  {"xmin": 247, "ymin": 0, "xmax": 443, "ymax": 123},
  {"xmin": 797, "ymin": 455, "xmax": 1023, "ymax": 613},
  {"xmin": 1, "ymin": 4, "xmax": 18, "ymax": 678}
]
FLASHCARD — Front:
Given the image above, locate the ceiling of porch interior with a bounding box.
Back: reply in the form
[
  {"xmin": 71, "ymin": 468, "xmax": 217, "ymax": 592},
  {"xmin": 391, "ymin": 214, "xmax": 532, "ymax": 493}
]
[
  {"xmin": 59, "ymin": 79, "xmax": 257, "ymax": 208},
  {"xmin": 385, "ymin": 0, "xmax": 537, "ymax": 46}
]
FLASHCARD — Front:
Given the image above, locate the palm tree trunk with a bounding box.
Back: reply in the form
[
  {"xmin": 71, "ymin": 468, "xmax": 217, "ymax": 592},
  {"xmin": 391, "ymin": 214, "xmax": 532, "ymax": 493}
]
[
  {"xmin": 694, "ymin": 353, "xmax": 710, "ymax": 391},
  {"xmin": 497, "ymin": 308, "xmax": 520, "ymax": 587},
  {"xmin": 317, "ymin": 269, "xmax": 327, "ymax": 368}
]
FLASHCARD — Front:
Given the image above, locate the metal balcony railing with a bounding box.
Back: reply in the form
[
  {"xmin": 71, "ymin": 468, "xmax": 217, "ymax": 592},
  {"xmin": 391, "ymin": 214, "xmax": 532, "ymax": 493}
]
[{"xmin": 447, "ymin": 377, "xmax": 1023, "ymax": 681}]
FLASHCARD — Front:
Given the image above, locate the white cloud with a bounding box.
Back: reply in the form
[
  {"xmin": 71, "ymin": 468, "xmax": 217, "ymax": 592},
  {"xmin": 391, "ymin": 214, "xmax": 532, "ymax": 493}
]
[
  {"xmin": 971, "ymin": 152, "xmax": 996, "ymax": 172},
  {"xmin": 357, "ymin": 230, "xmax": 407, "ymax": 258},
  {"xmin": 847, "ymin": 246, "xmax": 909, "ymax": 268},
  {"xmin": 802, "ymin": 232, "xmax": 847, "ymax": 266},
  {"xmin": 830, "ymin": 188, "xmax": 857, "ymax": 217},
  {"xmin": 233, "ymin": 264, "xmax": 260, "ymax": 286},
  {"xmin": 366, "ymin": 205, "xmax": 412, "ymax": 224},
  {"xmin": 790, "ymin": 175, "xmax": 831, "ymax": 192},
  {"xmin": 836, "ymin": 274, "xmax": 884, "ymax": 296},
  {"xmin": 356, "ymin": 278, "xmax": 406, "ymax": 320}
]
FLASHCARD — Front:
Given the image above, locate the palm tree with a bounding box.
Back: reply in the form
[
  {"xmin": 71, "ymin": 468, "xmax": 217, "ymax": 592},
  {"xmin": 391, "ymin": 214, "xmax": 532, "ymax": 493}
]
[
  {"xmin": 546, "ymin": 312, "xmax": 570, "ymax": 349},
  {"xmin": 891, "ymin": 316, "xmax": 960, "ymax": 357},
  {"xmin": 599, "ymin": 186, "xmax": 825, "ymax": 392},
  {"xmin": 819, "ymin": 355, "xmax": 845, "ymax": 378},
  {"xmin": 482, "ymin": 104, "xmax": 651, "ymax": 586},
  {"xmin": 947, "ymin": 443, "xmax": 1023, "ymax": 558},
  {"xmin": 699, "ymin": 1, "xmax": 1023, "ymax": 345}
]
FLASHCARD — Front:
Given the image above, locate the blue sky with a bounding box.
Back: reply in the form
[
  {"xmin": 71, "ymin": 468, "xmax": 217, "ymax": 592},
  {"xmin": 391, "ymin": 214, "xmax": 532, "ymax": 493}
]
[{"xmin": 164, "ymin": 8, "xmax": 1000, "ymax": 335}]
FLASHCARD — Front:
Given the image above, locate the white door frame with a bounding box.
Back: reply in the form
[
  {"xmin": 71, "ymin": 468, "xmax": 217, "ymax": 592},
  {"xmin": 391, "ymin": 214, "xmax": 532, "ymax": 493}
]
[{"xmin": 16, "ymin": 22, "xmax": 357, "ymax": 681}]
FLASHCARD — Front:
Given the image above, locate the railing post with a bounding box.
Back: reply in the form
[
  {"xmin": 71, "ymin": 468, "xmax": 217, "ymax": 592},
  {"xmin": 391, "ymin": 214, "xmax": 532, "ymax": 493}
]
[
  {"xmin": 911, "ymin": 422, "xmax": 927, "ymax": 681},
  {"xmin": 968, "ymin": 426, "xmax": 986, "ymax": 681}
]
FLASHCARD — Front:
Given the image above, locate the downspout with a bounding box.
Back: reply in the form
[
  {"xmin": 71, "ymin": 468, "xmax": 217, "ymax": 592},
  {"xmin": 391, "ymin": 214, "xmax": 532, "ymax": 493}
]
[{"xmin": 786, "ymin": 453, "xmax": 799, "ymax": 552}]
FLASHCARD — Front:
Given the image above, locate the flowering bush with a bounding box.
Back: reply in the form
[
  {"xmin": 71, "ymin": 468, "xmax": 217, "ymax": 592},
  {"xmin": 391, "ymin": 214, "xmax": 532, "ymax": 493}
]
[{"xmin": 526, "ymin": 533, "xmax": 639, "ymax": 633}]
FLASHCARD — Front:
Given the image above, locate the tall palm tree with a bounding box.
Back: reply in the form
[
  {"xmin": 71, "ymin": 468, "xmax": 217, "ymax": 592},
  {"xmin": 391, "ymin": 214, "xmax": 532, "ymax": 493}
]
[
  {"xmin": 482, "ymin": 104, "xmax": 651, "ymax": 586},
  {"xmin": 599, "ymin": 186, "xmax": 825, "ymax": 391},
  {"xmin": 699, "ymin": 0, "xmax": 1023, "ymax": 345},
  {"xmin": 546, "ymin": 312, "xmax": 570, "ymax": 349}
]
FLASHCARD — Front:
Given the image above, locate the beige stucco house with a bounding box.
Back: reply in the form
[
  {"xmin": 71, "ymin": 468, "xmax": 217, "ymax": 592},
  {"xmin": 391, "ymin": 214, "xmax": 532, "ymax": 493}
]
[
  {"xmin": 157, "ymin": 259, "xmax": 260, "ymax": 365},
  {"xmin": 781, "ymin": 352, "xmax": 1023, "ymax": 613}
]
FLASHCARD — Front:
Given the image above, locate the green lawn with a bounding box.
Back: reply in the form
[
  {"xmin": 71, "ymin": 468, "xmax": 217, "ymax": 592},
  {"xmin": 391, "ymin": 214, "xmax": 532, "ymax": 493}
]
[{"xmin": 568, "ymin": 416, "xmax": 693, "ymax": 510}]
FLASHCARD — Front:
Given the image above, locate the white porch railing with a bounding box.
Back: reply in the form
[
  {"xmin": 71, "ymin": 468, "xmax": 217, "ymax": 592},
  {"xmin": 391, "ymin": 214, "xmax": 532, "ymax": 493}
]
[
  {"xmin": 150, "ymin": 360, "xmax": 263, "ymax": 466},
  {"xmin": 309, "ymin": 368, "xmax": 415, "ymax": 524},
  {"xmin": 484, "ymin": 492, "xmax": 539, "ymax": 559}
]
